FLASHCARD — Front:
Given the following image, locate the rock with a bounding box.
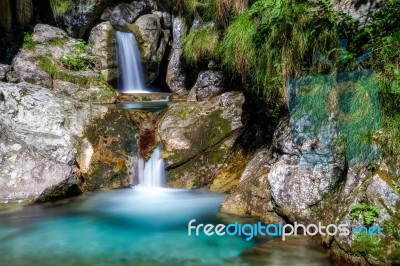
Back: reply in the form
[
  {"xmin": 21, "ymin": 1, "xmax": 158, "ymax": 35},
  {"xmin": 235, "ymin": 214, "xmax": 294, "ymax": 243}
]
[
  {"xmin": 166, "ymin": 17, "xmax": 189, "ymax": 96},
  {"xmin": 54, "ymin": 0, "xmax": 111, "ymax": 38},
  {"xmin": 0, "ymin": 64, "xmax": 11, "ymax": 80},
  {"xmin": 105, "ymin": 0, "xmax": 157, "ymax": 27},
  {"xmin": 158, "ymin": 91, "xmax": 244, "ymax": 188},
  {"xmin": 128, "ymin": 14, "xmax": 169, "ymax": 84},
  {"xmin": 189, "ymin": 71, "xmax": 225, "ymax": 101},
  {"xmin": 88, "ymin": 22, "xmax": 117, "ymax": 71},
  {"xmin": 153, "ymin": 11, "xmax": 172, "ymax": 29},
  {"xmin": 329, "ymin": 0, "xmax": 385, "ymax": 24},
  {"xmin": 220, "ymin": 148, "xmax": 284, "ymax": 223},
  {"xmin": 0, "ymin": 82, "xmax": 136, "ymax": 202},
  {"xmin": 11, "ymin": 24, "xmax": 117, "ymax": 103}
]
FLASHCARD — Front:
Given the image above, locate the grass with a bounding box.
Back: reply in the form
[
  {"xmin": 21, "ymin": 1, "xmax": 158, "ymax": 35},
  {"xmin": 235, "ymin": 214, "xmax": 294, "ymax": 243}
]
[
  {"xmin": 183, "ymin": 27, "xmax": 219, "ymax": 64},
  {"xmin": 50, "ymin": 0, "xmax": 72, "ymax": 18},
  {"xmin": 219, "ymin": 0, "xmax": 344, "ymax": 100}
]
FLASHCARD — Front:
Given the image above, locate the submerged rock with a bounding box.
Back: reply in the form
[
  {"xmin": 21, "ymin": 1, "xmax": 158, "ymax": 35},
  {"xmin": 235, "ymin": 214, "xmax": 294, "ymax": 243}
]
[{"xmin": 0, "ymin": 82, "xmax": 136, "ymax": 202}]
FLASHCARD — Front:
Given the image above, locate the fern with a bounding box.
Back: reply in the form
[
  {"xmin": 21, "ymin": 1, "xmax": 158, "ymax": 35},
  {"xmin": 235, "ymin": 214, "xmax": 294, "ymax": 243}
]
[{"xmin": 350, "ymin": 204, "xmax": 380, "ymax": 227}]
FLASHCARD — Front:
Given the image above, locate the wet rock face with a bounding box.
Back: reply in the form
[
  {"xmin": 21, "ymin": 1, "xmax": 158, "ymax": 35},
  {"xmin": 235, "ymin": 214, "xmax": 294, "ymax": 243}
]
[
  {"xmin": 128, "ymin": 14, "xmax": 169, "ymax": 84},
  {"xmin": 158, "ymin": 91, "xmax": 245, "ymax": 188},
  {"xmin": 188, "ymin": 71, "xmax": 225, "ymax": 101},
  {"xmin": 166, "ymin": 17, "xmax": 188, "ymax": 96},
  {"xmin": 0, "ymin": 82, "xmax": 136, "ymax": 202},
  {"xmin": 102, "ymin": 0, "xmax": 157, "ymax": 28},
  {"xmin": 88, "ymin": 21, "xmax": 117, "ymax": 81},
  {"xmin": 54, "ymin": 0, "xmax": 111, "ymax": 38},
  {"xmin": 10, "ymin": 24, "xmax": 116, "ymax": 103}
]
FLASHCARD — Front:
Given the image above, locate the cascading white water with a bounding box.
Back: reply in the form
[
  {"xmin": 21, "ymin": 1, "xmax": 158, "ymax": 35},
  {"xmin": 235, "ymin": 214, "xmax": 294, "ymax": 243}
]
[
  {"xmin": 116, "ymin": 31, "xmax": 146, "ymax": 93},
  {"xmin": 138, "ymin": 147, "xmax": 166, "ymax": 187}
]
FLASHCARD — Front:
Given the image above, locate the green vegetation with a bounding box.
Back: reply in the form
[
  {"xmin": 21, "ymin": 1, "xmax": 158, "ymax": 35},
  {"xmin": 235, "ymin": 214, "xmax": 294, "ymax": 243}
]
[
  {"xmin": 60, "ymin": 39, "xmax": 91, "ymax": 71},
  {"xmin": 181, "ymin": 0, "xmax": 349, "ymax": 100},
  {"xmin": 37, "ymin": 55, "xmax": 89, "ymax": 86},
  {"xmin": 183, "ymin": 27, "xmax": 219, "ymax": 64},
  {"xmin": 49, "ymin": 0, "xmax": 72, "ymax": 18},
  {"xmin": 22, "ymin": 32, "xmax": 37, "ymax": 50},
  {"xmin": 350, "ymin": 204, "xmax": 380, "ymax": 227},
  {"xmin": 353, "ymin": 233, "xmax": 384, "ymax": 258},
  {"xmin": 50, "ymin": 37, "xmax": 67, "ymax": 46}
]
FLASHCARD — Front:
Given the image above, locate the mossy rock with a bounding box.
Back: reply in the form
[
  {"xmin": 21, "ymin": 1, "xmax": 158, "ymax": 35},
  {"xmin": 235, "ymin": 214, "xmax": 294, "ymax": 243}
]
[{"xmin": 79, "ymin": 109, "xmax": 137, "ymax": 191}]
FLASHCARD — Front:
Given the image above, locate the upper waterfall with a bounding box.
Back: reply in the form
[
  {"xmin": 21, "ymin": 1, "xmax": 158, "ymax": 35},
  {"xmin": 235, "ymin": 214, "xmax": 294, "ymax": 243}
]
[{"xmin": 116, "ymin": 31, "xmax": 146, "ymax": 93}]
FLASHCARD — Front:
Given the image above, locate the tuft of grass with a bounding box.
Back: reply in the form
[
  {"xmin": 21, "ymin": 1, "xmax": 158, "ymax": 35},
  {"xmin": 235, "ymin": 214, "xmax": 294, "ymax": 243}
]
[
  {"xmin": 220, "ymin": 0, "xmax": 345, "ymax": 100},
  {"xmin": 22, "ymin": 32, "xmax": 37, "ymax": 50},
  {"xmin": 183, "ymin": 27, "xmax": 219, "ymax": 64},
  {"xmin": 50, "ymin": 0, "xmax": 72, "ymax": 18}
]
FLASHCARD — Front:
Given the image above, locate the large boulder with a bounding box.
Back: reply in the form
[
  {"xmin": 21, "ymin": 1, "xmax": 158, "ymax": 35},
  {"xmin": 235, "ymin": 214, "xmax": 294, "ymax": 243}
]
[
  {"xmin": 158, "ymin": 91, "xmax": 245, "ymax": 188},
  {"xmin": 0, "ymin": 82, "xmax": 136, "ymax": 202},
  {"xmin": 10, "ymin": 24, "xmax": 116, "ymax": 103}
]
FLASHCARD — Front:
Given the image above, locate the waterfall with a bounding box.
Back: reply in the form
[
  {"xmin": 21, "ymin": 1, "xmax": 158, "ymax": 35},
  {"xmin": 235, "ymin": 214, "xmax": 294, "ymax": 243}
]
[
  {"xmin": 116, "ymin": 31, "xmax": 146, "ymax": 93},
  {"xmin": 137, "ymin": 147, "xmax": 165, "ymax": 187}
]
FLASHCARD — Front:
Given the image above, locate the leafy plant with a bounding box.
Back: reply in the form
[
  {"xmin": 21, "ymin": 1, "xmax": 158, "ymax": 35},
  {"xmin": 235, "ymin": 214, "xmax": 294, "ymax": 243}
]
[
  {"xmin": 60, "ymin": 39, "xmax": 91, "ymax": 71},
  {"xmin": 350, "ymin": 204, "xmax": 380, "ymax": 227},
  {"xmin": 23, "ymin": 32, "xmax": 37, "ymax": 50}
]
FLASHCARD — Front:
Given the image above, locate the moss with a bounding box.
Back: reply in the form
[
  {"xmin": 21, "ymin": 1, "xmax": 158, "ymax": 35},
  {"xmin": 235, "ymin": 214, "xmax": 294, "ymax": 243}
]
[
  {"xmin": 201, "ymin": 110, "xmax": 232, "ymax": 148},
  {"xmin": 35, "ymin": 55, "xmax": 116, "ymax": 101},
  {"xmin": 49, "ymin": 37, "xmax": 67, "ymax": 46}
]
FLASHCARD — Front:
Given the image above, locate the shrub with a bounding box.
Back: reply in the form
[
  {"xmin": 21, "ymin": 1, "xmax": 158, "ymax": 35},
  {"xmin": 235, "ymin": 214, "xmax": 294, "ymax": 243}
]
[{"xmin": 60, "ymin": 39, "xmax": 91, "ymax": 71}]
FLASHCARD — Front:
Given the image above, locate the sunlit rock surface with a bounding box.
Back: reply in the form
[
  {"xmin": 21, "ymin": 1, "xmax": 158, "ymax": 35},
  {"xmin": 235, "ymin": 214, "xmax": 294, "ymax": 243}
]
[{"xmin": 0, "ymin": 82, "xmax": 136, "ymax": 202}]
